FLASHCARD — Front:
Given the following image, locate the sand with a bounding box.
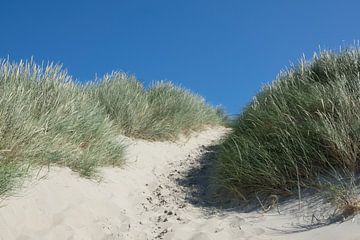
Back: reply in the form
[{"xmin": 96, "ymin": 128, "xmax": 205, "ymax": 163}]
[{"xmin": 1, "ymin": 127, "xmax": 360, "ymax": 240}]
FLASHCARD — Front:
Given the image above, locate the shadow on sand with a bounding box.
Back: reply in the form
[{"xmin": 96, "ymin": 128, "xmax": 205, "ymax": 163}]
[
  {"xmin": 175, "ymin": 144, "xmax": 259, "ymax": 213},
  {"xmin": 175, "ymin": 144, "xmax": 357, "ymax": 234}
]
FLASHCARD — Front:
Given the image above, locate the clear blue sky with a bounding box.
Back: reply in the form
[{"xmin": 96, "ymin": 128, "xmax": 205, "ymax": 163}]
[{"xmin": 1, "ymin": 0, "xmax": 360, "ymax": 114}]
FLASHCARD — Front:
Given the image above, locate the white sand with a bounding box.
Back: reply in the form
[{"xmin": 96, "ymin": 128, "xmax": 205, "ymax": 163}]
[{"xmin": 1, "ymin": 127, "xmax": 360, "ymax": 240}]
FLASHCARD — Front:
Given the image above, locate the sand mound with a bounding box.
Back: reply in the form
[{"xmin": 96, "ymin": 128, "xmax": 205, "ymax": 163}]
[{"xmin": 1, "ymin": 127, "xmax": 360, "ymax": 240}]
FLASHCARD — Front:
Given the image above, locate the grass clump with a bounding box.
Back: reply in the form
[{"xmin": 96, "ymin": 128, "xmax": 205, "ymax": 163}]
[
  {"xmin": 89, "ymin": 72, "xmax": 223, "ymax": 140},
  {"xmin": 145, "ymin": 81, "xmax": 223, "ymax": 139},
  {"xmin": 216, "ymin": 47, "xmax": 360, "ymax": 201},
  {"xmin": 0, "ymin": 59, "xmax": 124, "ymax": 196},
  {"xmin": 87, "ymin": 72, "xmax": 150, "ymax": 137}
]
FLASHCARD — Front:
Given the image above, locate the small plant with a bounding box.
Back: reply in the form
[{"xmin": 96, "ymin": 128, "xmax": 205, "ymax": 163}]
[
  {"xmin": 321, "ymin": 176, "xmax": 360, "ymax": 222},
  {"xmin": 331, "ymin": 190, "xmax": 360, "ymax": 221}
]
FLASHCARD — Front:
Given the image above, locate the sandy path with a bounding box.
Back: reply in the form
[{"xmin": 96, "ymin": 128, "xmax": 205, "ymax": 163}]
[{"xmin": 1, "ymin": 127, "xmax": 360, "ymax": 239}]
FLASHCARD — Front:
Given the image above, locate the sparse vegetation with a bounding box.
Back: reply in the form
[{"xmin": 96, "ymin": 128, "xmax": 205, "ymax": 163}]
[
  {"xmin": 0, "ymin": 59, "xmax": 222, "ymax": 196},
  {"xmin": 215, "ymin": 48, "xmax": 360, "ymax": 203}
]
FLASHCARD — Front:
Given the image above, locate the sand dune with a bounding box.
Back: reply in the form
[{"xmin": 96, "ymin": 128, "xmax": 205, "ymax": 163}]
[{"xmin": 0, "ymin": 127, "xmax": 360, "ymax": 240}]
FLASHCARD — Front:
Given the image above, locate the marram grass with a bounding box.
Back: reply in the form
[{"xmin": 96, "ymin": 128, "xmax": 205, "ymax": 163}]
[
  {"xmin": 88, "ymin": 72, "xmax": 224, "ymax": 140},
  {"xmin": 0, "ymin": 60, "xmax": 125, "ymax": 196},
  {"xmin": 216, "ymin": 48, "xmax": 360, "ymax": 201},
  {"xmin": 0, "ymin": 59, "xmax": 223, "ymax": 196}
]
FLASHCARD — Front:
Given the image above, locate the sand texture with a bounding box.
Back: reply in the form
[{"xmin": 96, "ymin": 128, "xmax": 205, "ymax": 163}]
[{"xmin": 1, "ymin": 127, "xmax": 360, "ymax": 240}]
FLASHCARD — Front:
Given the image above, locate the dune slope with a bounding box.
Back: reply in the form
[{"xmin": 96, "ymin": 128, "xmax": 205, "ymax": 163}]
[{"xmin": 0, "ymin": 127, "xmax": 360, "ymax": 240}]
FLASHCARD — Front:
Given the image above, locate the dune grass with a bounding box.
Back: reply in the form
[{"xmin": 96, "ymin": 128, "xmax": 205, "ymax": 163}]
[
  {"xmin": 0, "ymin": 60, "xmax": 125, "ymax": 196},
  {"xmin": 88, "ymin": 72, "xmax": 224, "ymax": 140},
  {"xmin": 216, "ymin": 47, "xmax": 360, "ymax": 202},
  {"xmin": 0, "ymin": 60, "xmax": 223, "ymax": 196}
]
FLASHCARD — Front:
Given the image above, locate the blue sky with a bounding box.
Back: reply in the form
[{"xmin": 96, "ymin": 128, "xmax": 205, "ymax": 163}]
[{"xmin": 1, "ymin": 0, "xmax": 360, "ymax": 114}]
